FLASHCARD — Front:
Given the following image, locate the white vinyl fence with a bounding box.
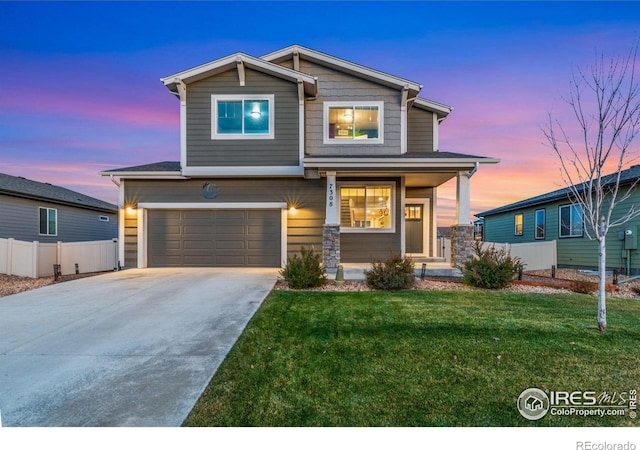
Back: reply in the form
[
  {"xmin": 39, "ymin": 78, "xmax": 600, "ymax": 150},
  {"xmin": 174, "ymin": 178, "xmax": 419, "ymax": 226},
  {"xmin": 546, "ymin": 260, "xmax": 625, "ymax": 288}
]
[
  {"xmin": 0, "ymin": 238, "xmax": 118, "ymax": 278},
  {"xmin": 437, "ymin": 237, "xmax": 452, "ymax": 263},
  {"xmin": 482, "ymin": 240, "xmax": 557, "ymax": 272}
]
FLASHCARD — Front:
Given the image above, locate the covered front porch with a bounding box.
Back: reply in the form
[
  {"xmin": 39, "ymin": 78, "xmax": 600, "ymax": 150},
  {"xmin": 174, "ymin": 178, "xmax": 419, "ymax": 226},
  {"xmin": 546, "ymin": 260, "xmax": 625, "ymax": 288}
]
[{"xmin": 304, "ymin": 152, "xmax": 498, "ymax": 268}]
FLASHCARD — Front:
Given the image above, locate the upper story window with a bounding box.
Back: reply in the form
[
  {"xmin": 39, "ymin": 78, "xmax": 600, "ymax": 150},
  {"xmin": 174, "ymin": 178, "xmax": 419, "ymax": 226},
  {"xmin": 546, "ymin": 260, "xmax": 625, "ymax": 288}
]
[
  {"xmin": 339, "ymin": 184, "xmax": 394, "ymax": 232},
  {"xmin": 211, "ymin": 94, "xmax": 274, "ymax": 139},
  {"xmin": 559, "ymin": 204, "xmax": 583, "ymax": 238},
  {"xmin": 39, "ymin": 207, "xmax": 57, "ymax": 236},
  {"xmin": 324, "ymin": 101, "xmax": 383, "ymax": 144}
]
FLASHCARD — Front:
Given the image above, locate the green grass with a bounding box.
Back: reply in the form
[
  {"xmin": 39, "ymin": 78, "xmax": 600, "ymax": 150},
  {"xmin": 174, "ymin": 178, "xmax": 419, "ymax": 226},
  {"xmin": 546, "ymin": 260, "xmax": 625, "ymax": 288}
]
[{"xmin": 183, "ymin": 290, "xmax": 640, "ymax": 427}]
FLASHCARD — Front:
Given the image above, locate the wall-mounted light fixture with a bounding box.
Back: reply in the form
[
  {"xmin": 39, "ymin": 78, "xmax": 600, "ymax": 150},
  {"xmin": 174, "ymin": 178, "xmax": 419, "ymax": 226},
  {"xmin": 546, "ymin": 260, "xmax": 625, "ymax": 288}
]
[{"xmin": 125, "ymin": 206, "xmax": 136, "ymax": 215}]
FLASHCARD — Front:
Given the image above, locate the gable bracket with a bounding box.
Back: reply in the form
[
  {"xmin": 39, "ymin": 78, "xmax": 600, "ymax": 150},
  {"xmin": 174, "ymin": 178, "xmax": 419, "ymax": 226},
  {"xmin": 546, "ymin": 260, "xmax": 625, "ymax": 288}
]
[
  {"xmin": 236, "ymin": 57, "xmax": 246, "ymax": 86},
  {"xmin": 173, "ymin": 78, "xmax": 187, "ymax": 100},
  {"xmin": 293, "ymin": 51, "xmax": 300, "ymax": 71}
]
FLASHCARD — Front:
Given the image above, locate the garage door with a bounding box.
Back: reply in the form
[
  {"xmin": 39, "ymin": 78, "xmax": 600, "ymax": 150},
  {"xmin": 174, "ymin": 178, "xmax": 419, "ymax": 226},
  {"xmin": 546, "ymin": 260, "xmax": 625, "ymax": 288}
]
[{"xmin": 147, "ymin": 209, "xmax": 281, "ymax": 267}]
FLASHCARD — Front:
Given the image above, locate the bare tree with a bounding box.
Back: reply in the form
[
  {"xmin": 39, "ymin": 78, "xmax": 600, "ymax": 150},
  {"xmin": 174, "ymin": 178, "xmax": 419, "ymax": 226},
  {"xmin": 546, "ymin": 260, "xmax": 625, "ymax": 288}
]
[{"xmin": 543, "ymin": 41, "xmax": 640, "ymax": 332}]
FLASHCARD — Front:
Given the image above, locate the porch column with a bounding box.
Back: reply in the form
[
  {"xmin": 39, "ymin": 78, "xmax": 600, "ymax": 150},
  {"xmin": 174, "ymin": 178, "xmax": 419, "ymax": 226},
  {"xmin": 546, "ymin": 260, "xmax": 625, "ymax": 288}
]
[
  {"xmin": 325, "ymin": 172, "xmax": 338, "ymax": 225},
  {"xmin": 323, "ymin": 171, "xmax": 340, "ymax": 268},
  {"xmin": 452, "ymin": 171, "xmax": 474, "ymax": 266},
  {"xmin": 455, "ymin": 171, "xmax": 471, "ymax": 226}
]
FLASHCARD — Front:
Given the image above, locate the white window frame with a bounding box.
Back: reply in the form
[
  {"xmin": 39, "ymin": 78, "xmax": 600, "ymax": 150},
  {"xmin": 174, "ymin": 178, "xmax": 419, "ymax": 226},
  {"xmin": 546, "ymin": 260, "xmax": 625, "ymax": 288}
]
[
  {"xmin": 514, "ymin": 213, "xmax": 523, "ymax": 236},
  {"xmin": 559, "ymin": 204, "xmax": 584, "ymax": 238},
  {"xmin": 338, "ymin": 181, "xmax": 396, "ymax": 233},
  {"xmin": 323, "ymin": 101, "xmax": 384, "ymax": 144},
  {"xmin": 211, "ymin": 94, "xmax": 275, "ymax": 140},
  {"xmin": 39, "ymin": 207, "xmax": 57, "ymax": 236}
]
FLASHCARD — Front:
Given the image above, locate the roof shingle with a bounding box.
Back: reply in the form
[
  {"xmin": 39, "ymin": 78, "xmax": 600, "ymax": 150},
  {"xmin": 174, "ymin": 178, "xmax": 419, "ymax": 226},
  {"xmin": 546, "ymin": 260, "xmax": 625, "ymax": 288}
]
[{"xmin": 0, "ymin": 173, "xmax": 117, "ymax": 212}]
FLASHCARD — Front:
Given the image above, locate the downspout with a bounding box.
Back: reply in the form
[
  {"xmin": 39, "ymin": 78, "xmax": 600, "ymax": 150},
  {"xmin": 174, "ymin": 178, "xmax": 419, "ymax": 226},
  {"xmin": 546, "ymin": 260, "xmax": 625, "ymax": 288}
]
[
  {"xmin": 109, "ymin": 174, "xmax": 121, "ymax": 188},
  {"xmin": 466, "ymin": 162, "xmax": 479, "ymax": 179}
]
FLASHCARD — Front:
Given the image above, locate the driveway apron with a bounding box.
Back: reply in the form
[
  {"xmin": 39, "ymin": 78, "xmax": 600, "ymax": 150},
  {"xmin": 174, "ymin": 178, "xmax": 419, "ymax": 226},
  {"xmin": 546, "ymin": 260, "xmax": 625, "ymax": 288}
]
[{"xmin": 0, "ymin": 268, "xmax": 278, "ymax": 426}]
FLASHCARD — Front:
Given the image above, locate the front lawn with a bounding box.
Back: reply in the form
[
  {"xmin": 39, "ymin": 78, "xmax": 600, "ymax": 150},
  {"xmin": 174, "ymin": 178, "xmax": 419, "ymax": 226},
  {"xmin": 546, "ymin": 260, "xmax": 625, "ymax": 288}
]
[{"xmin": 183, "ymin": 290, "xmax": 640, "ymax": 427}]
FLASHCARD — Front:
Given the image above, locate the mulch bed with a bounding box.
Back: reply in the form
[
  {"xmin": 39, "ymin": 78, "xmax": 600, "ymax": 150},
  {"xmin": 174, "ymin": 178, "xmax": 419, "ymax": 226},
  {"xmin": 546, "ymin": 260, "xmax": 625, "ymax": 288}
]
[{"xmin": 0, "ymin": 272, "xmax": 108, "ymax": 298}]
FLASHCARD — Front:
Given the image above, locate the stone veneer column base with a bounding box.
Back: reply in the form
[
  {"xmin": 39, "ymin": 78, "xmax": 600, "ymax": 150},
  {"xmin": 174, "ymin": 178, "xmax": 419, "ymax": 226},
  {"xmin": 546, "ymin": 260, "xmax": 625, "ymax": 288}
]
[
  {"xmin": 322, "ymin": 225, "xmax": 340, "ymax": 269},
  {"xmin": 451, "ymin": 224, "xmax": 475, "ymax": 267}
]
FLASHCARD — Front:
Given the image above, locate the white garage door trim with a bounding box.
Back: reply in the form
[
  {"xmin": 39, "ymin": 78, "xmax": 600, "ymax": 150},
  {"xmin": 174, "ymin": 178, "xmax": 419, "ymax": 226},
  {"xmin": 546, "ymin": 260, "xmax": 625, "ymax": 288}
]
[{"xmin": 137, "ymin": 202, "xmax": 288, "ymax": 268}]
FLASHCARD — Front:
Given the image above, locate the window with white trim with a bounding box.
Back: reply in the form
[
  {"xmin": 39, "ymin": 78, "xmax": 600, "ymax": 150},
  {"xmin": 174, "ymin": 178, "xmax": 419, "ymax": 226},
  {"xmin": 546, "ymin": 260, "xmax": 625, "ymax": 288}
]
[
  {"xmin": 559, "ymin": 204, "xmax": 583, "ymax": 238},
  {"xmin": 324, "ymin": 101, "xmax": 383, "ymax": 144},
  {"xmin": 514, "ymin": 213, "xmax": 523, "ymax": 236},
  {"xmin": 339, "ymin": 184, "xmax": 393, "ymax": 231},
  {"xmin": 39, "ymin": 207, "xmax": 57, "ymax": 236},
  {"xmin": 211, "ymin": 94, "xmax": 274, "ymax": 139}
]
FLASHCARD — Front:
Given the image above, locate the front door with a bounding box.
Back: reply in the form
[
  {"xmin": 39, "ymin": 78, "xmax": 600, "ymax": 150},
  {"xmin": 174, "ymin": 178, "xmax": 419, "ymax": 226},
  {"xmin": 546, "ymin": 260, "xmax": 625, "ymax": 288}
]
[{"xmin": 405, "ymin": 204, "xmax": 424, "ymax": 254}]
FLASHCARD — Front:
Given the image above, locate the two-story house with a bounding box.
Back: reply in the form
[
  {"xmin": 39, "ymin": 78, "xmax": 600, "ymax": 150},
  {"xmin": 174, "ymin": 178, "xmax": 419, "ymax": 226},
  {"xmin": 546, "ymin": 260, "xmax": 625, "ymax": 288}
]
[{"xmin": 101, "ymin": 45, "xmax": 498, "ymax": 269}]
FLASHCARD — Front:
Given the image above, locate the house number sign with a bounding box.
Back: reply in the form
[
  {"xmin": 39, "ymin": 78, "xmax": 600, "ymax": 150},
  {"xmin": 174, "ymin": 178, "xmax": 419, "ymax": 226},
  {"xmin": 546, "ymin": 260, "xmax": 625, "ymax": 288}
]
[
  {"xmin": 202, "ymin": 182, "xmax": 220, "ymax": 199},
  {"xmin": 328, "ymin": 182, "xmax": 334, "ymax": 209}
]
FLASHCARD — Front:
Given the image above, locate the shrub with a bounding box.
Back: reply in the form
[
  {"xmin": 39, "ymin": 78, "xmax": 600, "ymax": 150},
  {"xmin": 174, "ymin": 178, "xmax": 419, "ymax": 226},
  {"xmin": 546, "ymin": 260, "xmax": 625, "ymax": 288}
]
[
  {"xmin": 570, "ymin": 279, "xmax": 597, "ymax": 294},
  {"xmin": 280, "ymin": 246, "xmax": 327, "ymax": 289},
  {"xmin": 461, "ymin": 242, "xmax": 523, "ymax": 289},
  {"xmin": 365, "ymin": 253, "xmax": 415, "ymax": 290}
]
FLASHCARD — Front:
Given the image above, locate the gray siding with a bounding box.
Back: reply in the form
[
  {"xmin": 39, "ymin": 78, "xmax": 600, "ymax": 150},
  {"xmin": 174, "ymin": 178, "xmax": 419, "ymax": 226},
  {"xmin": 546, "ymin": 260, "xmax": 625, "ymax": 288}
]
[
  {"xmin": 299, "ymin": 60, "xmax": 403, "ymax": 156},
  {"xmin": 0, "ymin": 194, "xmax": 117, "ymax": 243},
  {"xmin": 186, "ymin": 68, "xmax": 300, "ymax": 167},
  {"xmin": 407, "ymin": 108, "xmax": 435, "ymax": 153},
  {"xmin": 483, "ymin": 191, "xmax": 640, "ymax": 272},
  {"xmin": 340, "ymin": 178, "xmax": 403, "ymax": 262}
]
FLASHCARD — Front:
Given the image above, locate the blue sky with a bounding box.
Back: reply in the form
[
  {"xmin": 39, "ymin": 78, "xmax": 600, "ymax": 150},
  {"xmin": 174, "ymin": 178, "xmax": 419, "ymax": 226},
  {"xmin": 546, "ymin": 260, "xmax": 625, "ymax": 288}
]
[{"xmin": 1, "ymin": 1, "xmax": 639, "ymax": 224}]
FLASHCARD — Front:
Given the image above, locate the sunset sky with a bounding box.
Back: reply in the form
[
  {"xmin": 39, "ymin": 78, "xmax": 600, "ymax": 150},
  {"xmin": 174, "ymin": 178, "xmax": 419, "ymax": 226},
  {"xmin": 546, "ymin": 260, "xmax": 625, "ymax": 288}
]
[{"xmin": 1, "ymin": 1, "xmax": 639, "ymax": 225}]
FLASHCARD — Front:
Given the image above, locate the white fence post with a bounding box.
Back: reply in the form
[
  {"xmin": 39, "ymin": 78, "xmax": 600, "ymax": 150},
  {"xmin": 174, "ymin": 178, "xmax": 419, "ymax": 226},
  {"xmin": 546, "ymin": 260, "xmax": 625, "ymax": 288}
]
[
  {"xmin": 7, "ymin": 238, "xmax": 14, "ymax": 276},
  {"xmin": 32, "ymin": 241, "xmax": 39, "ymax": 278}
]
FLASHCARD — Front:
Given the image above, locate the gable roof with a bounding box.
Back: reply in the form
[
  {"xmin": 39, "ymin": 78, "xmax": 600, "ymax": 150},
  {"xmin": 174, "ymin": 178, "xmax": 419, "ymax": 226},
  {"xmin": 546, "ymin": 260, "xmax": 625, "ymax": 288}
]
[
  {"xmin": 160, "ymin": 52, "xmax": 317, "ymax": 97},
  {"xmin": 477, "ymin": 165, "xmax": 640, "ymax": 217},
  {"xmin": 0, "ymin": 172, "xmax": 117, "ymax": 213},
  {"xmin": 264, "ymin": 45, "xmax": 451, "ymax": 118},
  {"xmin": 261, "ymin": 44, "xmax": 423, "ymax": 94},
  {"xmin": 413, "ymin": 97, "xmax": 452, "ymax": 119}
]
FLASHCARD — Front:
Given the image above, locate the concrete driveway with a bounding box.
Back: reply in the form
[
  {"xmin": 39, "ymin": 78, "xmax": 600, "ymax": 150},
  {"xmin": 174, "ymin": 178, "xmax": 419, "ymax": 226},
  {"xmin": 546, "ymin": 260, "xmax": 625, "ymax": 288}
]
[{"xmin": 0, "ymin": 267, "xmax": 278, "ymax": 426}]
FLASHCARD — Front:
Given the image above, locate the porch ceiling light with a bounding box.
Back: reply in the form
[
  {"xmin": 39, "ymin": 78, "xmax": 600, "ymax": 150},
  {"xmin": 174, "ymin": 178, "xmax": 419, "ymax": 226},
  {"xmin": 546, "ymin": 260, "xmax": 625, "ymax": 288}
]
[{"xmin": 251, "ymin": 103, "xmax": 262, "ymax": 119}]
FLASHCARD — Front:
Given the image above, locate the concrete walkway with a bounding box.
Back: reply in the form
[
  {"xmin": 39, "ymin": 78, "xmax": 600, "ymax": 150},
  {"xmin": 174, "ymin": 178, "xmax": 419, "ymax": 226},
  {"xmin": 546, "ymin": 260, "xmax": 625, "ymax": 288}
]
[
  {"xmin": 0, "ymin": 268, "xmax": 278, "ymax": 427},
  {"xmin": 325, "ymin": 262, "xmax": 461, "ymax": 280}
]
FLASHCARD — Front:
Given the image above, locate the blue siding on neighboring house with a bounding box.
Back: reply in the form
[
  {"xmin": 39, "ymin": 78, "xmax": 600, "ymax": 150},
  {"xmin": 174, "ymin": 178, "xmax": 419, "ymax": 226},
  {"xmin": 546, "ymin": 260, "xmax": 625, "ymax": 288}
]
[
  {"xmin": 1, "ymin": 194, "xmax": 118, "ymax": 243},
  {"xmin": 481, "ymin": 191, "xmax": 640, "ymax": 273}
]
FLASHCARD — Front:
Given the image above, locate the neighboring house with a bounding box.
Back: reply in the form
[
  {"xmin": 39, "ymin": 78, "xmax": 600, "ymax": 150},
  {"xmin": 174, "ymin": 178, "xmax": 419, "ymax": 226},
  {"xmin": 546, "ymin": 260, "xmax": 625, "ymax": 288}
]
[
  {"xmin": 0, "ymin": 172, "xmax": 118, "ymax": 243},
  {"xmin": 477, "ymin": 165, "xmax": 640, "ymax": 274},
  {"xmin": 102, "ymin": 45, "xmax": 497, "ymax": 269}
]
